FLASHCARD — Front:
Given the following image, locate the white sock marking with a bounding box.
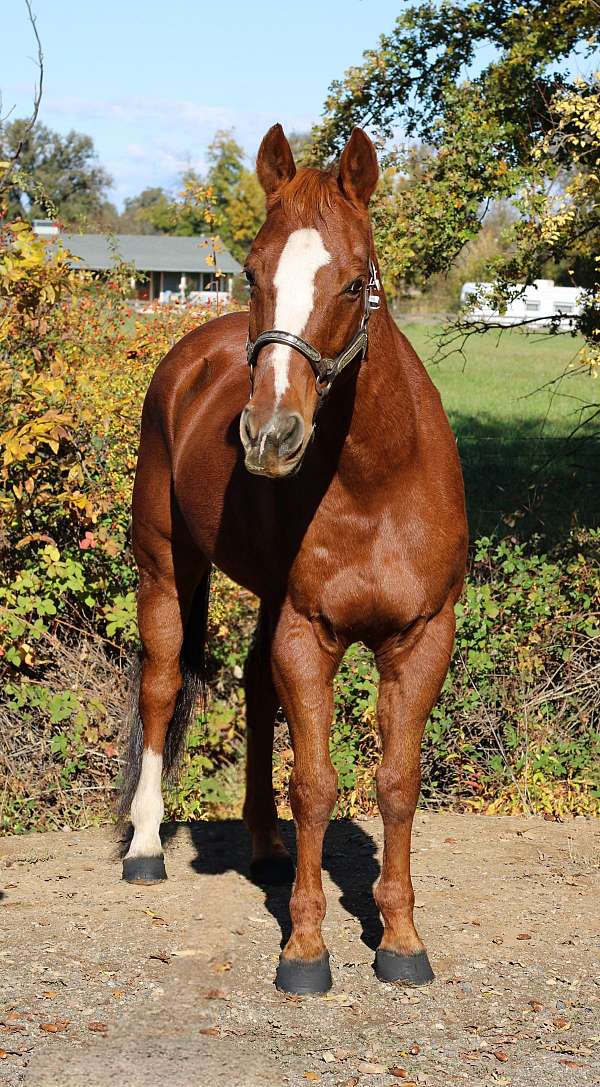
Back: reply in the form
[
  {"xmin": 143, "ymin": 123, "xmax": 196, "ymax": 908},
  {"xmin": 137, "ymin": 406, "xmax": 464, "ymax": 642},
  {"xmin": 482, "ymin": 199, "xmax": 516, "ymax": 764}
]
[
  {"xmin": 271, "ymin": 228, "xmax": 331, "ymax": 402},
  {"xmin": 126, "ymin": 749, "xmax": 164, "ymax": 858}
]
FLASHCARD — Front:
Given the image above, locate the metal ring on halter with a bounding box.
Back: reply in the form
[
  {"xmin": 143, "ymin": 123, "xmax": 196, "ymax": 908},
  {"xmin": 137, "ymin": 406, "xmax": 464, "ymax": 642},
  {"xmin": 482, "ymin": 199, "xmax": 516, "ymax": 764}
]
[{"xmin": 246, "ymin": 260, "xmax": 380, "ymax": 398}]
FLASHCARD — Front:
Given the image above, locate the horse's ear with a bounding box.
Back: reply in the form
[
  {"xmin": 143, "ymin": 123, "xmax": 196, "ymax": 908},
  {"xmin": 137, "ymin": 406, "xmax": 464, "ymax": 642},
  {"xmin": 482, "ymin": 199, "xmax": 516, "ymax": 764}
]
[
  {"xmin": 338, "ymin": 128, "xmax": 379, "ymax": 208},
  {"xmin": 256, "ymin": 124, "xmax": 296, "ymax": 196}
]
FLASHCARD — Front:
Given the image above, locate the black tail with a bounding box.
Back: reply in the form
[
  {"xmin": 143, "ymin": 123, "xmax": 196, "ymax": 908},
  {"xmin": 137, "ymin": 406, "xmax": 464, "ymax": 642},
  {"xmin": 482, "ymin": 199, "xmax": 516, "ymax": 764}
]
[{"xmin": 118, "ymin": 570, "xmax": 211, "ymax": 821}]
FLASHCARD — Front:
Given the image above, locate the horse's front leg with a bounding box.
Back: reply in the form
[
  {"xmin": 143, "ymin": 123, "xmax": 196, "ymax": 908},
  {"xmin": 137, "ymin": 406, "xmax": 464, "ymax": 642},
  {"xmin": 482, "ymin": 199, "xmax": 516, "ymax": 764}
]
[
  {"xmin": 373, "ymin": 598, "xmax": 457, "ymax": 985},
  {"xmin": 270, "ymin": 605, "xmax": 343, "ymax": 995}
]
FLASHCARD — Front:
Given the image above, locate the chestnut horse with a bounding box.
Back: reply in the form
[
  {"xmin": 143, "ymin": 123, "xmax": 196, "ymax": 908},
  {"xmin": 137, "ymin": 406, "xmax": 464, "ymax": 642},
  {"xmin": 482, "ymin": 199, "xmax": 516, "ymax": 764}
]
[{"xmin": 120, "ymin": 125, "xmax": 467, "ymax": 995}]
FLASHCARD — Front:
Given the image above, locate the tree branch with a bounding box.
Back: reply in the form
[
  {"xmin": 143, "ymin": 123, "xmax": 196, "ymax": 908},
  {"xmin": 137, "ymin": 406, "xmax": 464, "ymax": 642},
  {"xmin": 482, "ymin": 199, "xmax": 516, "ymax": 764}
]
[{"xmin": 1, "ymin": 1, "xmax": 44, "ymax": 193}]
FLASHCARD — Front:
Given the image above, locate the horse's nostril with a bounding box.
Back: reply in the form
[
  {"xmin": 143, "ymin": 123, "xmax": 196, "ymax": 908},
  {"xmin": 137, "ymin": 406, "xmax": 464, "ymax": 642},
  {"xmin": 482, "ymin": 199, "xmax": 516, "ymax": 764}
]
[
  {"xmin": 276, "ymin": 412, "xmax": 304, "ymax": 452},
  {"xmin": 241, "ymin": 407, "xmax": 258, "ymax": 446}
]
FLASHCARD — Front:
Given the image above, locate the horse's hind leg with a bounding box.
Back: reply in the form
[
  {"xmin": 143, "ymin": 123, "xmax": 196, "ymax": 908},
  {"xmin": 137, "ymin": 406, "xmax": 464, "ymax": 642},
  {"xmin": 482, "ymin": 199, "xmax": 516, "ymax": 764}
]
[
  {"xmin": 121, "ymin": 548, "xmax": 206, "ymax": 885},
  {"xmin": 243, "ymin": 607, "xmax": 294, "ymax": 886},
  {"xmin": 373, "ymin": 598, "xmax": 457, "ymax": 985}
]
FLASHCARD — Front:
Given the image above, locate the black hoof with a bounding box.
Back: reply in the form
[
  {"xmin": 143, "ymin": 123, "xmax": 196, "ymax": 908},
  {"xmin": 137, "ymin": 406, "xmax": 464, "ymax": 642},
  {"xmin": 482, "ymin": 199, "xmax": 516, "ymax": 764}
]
[
  {"xmin": 374, "ymin": 948, "xmax": 434, "ymax": 986},
  {"xmin": 122, "ymin": 855, "xmax": 167, "ymax": 884},
  {"xmin": 250, "ymin": 855, "xmax": 295, "ymax": 886},
  {"xmin": 275, "ymin": 951, "xmax": 332, "ymax": 995}
]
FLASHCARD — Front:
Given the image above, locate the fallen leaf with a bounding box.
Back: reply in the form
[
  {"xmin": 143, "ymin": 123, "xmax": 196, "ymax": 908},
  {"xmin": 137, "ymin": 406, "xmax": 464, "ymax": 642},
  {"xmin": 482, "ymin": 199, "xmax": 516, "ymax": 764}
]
[
  {"xmin": 471, "ymin": 920, "xmax": 481, "ymax": 927},
  {"xmin": 388, "ymin": 1067, "xmax": 408, "ymax": 1077},
  {"xmin": 553, "ymin": 1016, "xmax": 570, "ymax": 1029},
  {"xmin": 529, "ymin": 1000, "xmax": 543, "ymax": 1012},
  {"xmin": 41, "ymin": 991, "xmax": 58, "ymax": 999},
  {"xmin": 152, "ymin": 917, "xmax": 169, "ymax": 927},
  {"xmin": 492, "ymin": 937, "xmax": 504, "ymax": 945},
  {"xmin": 199, "ymin": 1027, "xmax": 221, "ymax": 1037},
  {"xmin": 357, "ymin": 1062, "xmax": 386, "ymax": 1074},
  {"xmin": 205, "ymin": 989, "xmax": 227, "ymax": 1001},
  {"xmin": 111, "ymin": 989, "xmax": 125, "ymax": 999},
  {"xmin": 517, "ymin": 933, "xmax": 532, "ymax": 941},
  {"xmin": 444, "ymin": 837, "xmax": 457, "ymax": 844},
  {"xmin": 494, "ymin": 1050, "xmax": 509, "ymax": 1062},
  {"xmin": 0, "ymin": 1049, "xmax": 7, "ymax": 1060},
  {"xmin": 559, "ymin": 1060, "xmax": 584, "ymax": 1069},
  {"xmin": 87, "ymin": 1022, "xmax": 108, "ymax": 1034},
  {"xmin": 40, "ymin": 1020, "xmax": 69, "ymax": 1034},
  {"xmin": 409, "ymin": 1044, "xmax": 420, "ymax": 1055},
  {"xmin": 304, "ymin": 1074, "xmax": 320, "ymax": 1082}
]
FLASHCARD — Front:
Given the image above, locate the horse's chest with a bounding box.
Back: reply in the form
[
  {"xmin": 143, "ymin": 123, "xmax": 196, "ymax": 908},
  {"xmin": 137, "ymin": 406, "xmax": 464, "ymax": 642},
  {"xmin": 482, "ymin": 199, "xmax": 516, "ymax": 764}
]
[{"xmin": 292, "ymin": 511, "xmax": 434, "ymax": 642}]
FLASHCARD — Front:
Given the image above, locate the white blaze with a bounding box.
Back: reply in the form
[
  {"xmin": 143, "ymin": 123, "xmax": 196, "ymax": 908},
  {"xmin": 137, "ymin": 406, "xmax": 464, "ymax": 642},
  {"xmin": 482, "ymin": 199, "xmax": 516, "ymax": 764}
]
[
  {"xmin": 126, "ymin": 749, "xmax": 164, "ymax": 858},
  {"xmin": 271, "ymin": 227, "xmax": 331, "ymax": 401}
]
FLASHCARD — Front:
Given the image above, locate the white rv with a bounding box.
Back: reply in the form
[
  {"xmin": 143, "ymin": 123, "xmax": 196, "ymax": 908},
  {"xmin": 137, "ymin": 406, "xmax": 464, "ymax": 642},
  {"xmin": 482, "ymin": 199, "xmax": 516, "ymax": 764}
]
[{"xmin": 460, "ymin": 279, "xmax": 583, "ymax": 330}]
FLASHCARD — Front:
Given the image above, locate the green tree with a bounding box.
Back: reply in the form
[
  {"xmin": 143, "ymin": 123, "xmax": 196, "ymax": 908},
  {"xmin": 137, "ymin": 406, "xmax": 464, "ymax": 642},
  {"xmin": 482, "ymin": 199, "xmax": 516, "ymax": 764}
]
[
  {"xmin": 310, "ymin": 0, "xmax": 599, "ymax": 369},
  {"xmin": 0, "ymin": 119, "xmax": 113, "ymax": 228},
  {"xmin": 204, "ymin": 130, "xmax": 264, "ymax": 262},
  {"xmin": 118, "ymin": 187, "xmax": 170, "ymax": 234}
]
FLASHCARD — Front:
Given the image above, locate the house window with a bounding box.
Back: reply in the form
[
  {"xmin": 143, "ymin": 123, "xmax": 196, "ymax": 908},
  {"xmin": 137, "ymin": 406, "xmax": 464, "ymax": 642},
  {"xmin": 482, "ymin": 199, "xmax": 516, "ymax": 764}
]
[{"xmin": 525, "ymin": 301, "xmax": 540, "ymax": 312}]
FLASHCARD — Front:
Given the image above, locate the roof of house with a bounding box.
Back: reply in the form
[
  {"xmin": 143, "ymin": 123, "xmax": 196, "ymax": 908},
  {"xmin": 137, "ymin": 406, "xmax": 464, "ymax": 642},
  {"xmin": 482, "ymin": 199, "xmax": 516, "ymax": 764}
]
[{"xmin": 57, "ymin": 233, "xmax": 242, "ymax": 274}]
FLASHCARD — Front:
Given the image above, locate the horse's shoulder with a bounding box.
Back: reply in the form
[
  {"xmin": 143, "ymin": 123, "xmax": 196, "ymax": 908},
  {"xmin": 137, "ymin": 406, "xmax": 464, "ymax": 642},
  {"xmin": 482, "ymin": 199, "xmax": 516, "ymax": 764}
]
[{"xmin": 144, "ymin": 310, "xmax": 248, "ymax": 419}]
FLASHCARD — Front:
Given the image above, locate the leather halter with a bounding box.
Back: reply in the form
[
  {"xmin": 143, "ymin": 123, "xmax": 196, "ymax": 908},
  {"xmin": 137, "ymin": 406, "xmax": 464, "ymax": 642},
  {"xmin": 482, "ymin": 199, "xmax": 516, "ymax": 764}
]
[{"xmin": 245, "ymin": 260, "xmax": 381, "ymax": 398}]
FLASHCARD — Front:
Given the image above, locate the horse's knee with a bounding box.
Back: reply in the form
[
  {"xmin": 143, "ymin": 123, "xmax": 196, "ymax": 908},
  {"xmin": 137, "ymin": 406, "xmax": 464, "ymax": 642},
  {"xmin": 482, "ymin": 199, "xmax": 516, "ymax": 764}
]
[
  {"xmin": 375, "ymin": 763, "xmax": 419, "ymax": 824},
  {"xmin": 289, "ymin": 763, "xmax": 338, "ymax": 825}
]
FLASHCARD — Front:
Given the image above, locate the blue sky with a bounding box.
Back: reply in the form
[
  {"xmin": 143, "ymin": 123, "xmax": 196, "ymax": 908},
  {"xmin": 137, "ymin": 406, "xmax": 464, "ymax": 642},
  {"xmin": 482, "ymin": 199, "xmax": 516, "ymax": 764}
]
[{"xmin": 3, "ymin": 0, "xmax": 404, "ymax": 208}]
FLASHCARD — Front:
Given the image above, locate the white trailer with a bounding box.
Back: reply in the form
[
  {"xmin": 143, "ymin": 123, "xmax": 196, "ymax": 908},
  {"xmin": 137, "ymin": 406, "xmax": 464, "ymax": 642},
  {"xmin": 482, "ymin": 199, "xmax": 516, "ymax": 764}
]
[{"xmin": 460, "ymin": 279, "xmax": 584, "ymax": 329}]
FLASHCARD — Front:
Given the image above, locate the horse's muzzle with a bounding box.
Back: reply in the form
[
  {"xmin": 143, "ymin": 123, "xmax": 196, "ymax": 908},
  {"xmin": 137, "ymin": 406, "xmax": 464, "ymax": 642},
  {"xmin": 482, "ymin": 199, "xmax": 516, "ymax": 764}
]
[{"xmin": 240, "ymin": 406, "xmax": 306, "ymax": 477}]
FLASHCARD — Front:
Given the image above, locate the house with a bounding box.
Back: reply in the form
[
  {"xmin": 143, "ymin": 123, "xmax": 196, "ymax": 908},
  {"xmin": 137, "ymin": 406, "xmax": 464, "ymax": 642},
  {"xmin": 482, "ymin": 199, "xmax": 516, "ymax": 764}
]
[
  {"xmin": 32, "ymin": 220, "xmax": 242, "ymax": 302},
  {"xmin": 460, "ymin": 279, "xmax": 584, "ymax": 329}
]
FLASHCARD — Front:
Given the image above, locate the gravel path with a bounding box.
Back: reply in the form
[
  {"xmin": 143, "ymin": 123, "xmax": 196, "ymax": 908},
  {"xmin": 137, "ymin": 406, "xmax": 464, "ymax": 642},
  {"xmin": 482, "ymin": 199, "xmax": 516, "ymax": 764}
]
[{"xmin": 1, "ymin": 813, "xmax": 598, "ymax": 1086}]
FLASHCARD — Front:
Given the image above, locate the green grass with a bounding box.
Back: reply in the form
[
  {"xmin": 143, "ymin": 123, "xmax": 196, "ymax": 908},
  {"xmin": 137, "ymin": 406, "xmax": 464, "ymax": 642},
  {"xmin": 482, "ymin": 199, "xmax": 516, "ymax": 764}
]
[{"xmin": 401, "ymin": 322, "xmax": 600, "ymax": 543}]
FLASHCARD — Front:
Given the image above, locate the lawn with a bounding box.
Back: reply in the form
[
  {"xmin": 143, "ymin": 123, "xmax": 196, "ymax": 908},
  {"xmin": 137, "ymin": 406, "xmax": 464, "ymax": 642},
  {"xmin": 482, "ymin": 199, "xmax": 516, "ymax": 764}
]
[{"xmin": 402, "ymin": 322, "xmax": 600, "ymax": 543}]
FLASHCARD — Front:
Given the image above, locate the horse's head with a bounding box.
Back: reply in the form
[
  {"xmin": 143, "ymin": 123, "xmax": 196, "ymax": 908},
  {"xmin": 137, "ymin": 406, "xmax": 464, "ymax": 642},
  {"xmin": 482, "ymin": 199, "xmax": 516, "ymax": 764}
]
[{"xmin": 239, "ymin": 124, "xmax": 379, "ymax": 478}]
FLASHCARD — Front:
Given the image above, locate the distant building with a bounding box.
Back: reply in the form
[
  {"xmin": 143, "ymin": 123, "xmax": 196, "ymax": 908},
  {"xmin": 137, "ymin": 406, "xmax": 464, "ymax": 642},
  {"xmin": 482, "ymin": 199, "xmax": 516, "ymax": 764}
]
[
  {"xmin": 32, "ymin": 220, "xmax": 242, "ymax": 303},
  {"xmin": 460, "ymin": 279, "xmax": 584, "ymax": 329}
]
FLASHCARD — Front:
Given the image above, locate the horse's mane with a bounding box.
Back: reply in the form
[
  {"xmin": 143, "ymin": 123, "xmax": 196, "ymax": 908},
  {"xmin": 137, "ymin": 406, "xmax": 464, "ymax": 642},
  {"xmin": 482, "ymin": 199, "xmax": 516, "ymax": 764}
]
[{"xmin": 268, "ymin": 167, "xmax": 340, "ymax": 219}]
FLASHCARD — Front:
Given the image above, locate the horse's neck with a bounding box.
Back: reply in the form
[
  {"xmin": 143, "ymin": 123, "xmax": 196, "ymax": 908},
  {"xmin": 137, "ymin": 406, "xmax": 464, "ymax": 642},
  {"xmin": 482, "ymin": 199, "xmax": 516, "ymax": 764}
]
[{"xmin": 337, "ymin": 303, "xmax": 417, "ymax": 488}]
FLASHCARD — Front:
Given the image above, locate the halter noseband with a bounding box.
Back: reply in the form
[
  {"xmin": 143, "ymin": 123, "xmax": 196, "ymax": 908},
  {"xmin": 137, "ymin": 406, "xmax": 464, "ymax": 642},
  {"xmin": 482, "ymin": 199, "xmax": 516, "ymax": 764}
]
[{"xmin": 245, "ymin": 260, "xmax": 381, "ymax": 398}]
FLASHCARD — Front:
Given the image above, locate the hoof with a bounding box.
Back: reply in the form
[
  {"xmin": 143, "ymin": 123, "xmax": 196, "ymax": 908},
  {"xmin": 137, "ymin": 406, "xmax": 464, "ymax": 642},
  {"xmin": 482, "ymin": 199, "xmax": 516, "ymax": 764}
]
[
  {"xmin": 122, "ymin": 855, "xmax": 167, "ymax": 885},
  {"xmin": 250, "ymin": 854, "xmax": 295, "ymax": 886},
  {"xmin": 374, "ymin": 948, "xmax": 434, "ymax": 986},
  {"xmin": 275, "ymin": 951, "xmax": 332, "ymax": 995}
]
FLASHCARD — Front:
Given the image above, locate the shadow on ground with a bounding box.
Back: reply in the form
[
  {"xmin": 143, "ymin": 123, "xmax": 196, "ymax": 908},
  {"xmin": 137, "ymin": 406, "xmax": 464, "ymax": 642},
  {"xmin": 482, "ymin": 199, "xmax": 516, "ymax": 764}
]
[
  {"xmin": 450, "ymin": 411, "xmax": 600, "ymax": 542},
  {"xmin": 163, "ymin": 818, "xmax": 383, "ymax": 951}
]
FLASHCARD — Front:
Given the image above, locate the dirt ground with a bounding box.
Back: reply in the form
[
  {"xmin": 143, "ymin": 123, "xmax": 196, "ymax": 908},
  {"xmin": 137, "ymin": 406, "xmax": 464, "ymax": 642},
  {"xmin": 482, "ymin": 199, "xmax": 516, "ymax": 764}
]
[{"xmin": 0, "ymin": 813, "xmax": 598, "ymax": 1087}]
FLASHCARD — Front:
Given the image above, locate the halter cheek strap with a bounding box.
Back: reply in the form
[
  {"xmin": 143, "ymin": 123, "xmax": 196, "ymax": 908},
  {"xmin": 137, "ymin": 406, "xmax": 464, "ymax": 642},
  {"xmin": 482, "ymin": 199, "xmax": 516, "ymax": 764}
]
[{"xmin": 245, "ymin": 260, "xmax": 381, "ymax": 398}]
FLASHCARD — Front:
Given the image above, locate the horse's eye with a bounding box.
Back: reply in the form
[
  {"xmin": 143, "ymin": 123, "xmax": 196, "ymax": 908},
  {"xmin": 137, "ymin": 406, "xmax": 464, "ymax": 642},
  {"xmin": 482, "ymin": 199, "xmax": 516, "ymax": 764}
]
[{"xmin": 346, "ymin": 278, "xmax": 364, "ymax": 296}]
